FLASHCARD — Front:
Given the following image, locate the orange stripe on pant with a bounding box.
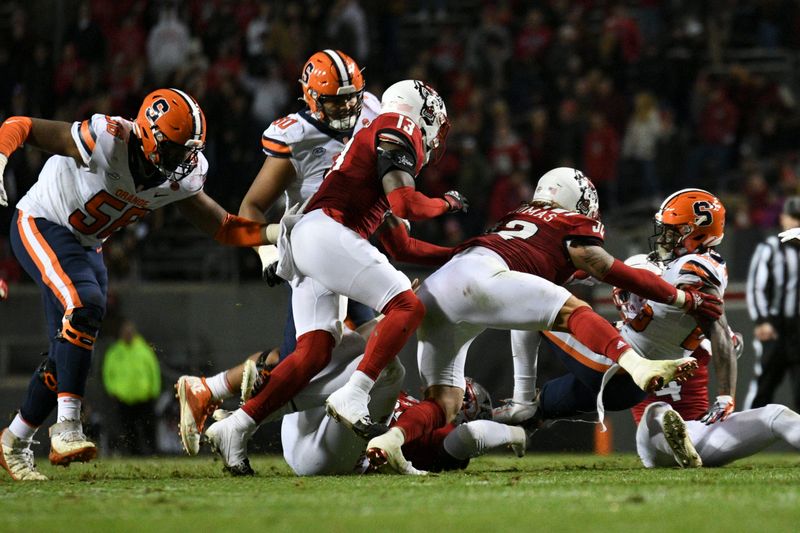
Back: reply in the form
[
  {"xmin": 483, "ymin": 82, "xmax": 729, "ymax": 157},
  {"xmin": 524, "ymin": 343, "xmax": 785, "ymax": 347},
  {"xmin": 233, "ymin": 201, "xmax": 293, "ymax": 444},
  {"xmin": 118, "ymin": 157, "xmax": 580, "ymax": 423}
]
[
  {"xmin": 16, "ymin": 213, "xmax": 82, "ymax": 310},
  {"xmin": 542, "ymin": 331, "xmax": 613, "ymax": 373}
]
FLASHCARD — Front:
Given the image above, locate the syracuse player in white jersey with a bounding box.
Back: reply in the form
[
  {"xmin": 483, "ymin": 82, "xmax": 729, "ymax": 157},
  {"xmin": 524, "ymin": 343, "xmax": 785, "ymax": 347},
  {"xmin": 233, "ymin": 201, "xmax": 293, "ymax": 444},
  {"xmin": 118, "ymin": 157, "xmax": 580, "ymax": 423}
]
[
  {"xmin": 174, "ymin": 50, "xmax": 386, "ymax": 458},
  {"xmin": 0, "ymin": 89, "xmax": 273, "ymax": 481},
  {"xmin": 369, "ymin": 170, "xmax": 725, "ymax": 474}
]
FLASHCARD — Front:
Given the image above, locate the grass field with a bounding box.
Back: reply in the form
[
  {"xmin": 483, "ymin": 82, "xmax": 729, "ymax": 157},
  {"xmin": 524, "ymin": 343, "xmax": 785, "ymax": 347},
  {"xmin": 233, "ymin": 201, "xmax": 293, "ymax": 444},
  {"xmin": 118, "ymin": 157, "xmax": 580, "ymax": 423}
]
[{"xmin": 2, "ymin": 454, "xmax": 799, "ymax": 532}]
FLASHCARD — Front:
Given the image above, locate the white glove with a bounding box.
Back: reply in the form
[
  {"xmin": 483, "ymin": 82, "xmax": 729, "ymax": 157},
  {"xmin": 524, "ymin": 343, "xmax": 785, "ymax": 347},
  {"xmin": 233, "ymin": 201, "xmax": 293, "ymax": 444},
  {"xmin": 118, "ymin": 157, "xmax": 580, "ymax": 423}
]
[
  {"xmin": 0, "ymin": 154, "xmax": 9, "ymax": 207},
  {"xmin": 779, "ymin": 228, "xmax": 800, "ymax": 243}
]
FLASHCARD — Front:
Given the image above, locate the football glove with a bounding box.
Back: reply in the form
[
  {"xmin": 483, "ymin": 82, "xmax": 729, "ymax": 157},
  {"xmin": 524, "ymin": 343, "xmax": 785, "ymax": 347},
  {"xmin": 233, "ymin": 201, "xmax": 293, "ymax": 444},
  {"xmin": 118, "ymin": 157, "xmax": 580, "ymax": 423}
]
[
  {"xmin": 779, "ymin": 227, "xmax": 800, "ymax": 243},
  {"xmin": 0, "ymin": 154, "xmax": 8, "ymax": 207},
  {"xmin": 700, "ymin": 395, "xmax": 734, "ymax": 425},
  {"xmin": 676, "ymin": 287, "xmax": 723, "ymax": 320},
  {"xmin": 443, "ymin": 190, "xmax": 469, "ymax": 213},
  {"xmin": 263, "ymin": 261, "xmax": 285, "ymax": 287},
  {"xmin": 0, "ymin": 278, "xmax": 7, "ymax": 301}
]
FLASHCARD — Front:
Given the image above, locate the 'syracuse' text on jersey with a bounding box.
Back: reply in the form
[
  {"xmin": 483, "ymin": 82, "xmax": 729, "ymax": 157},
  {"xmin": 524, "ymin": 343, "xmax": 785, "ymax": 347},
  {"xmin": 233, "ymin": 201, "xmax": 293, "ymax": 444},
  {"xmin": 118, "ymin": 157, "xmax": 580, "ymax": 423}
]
[
  {"xmin": 303, "ymin": 112, "xmax": 427, "ymax": 239},
  {"xmin": 16, "ymin": 114, "xmax": 207, "ymax": 248},
  {"xmin": 456, "ymin": 205, "xmax": 605, "ymax": 285},
  {"xmin": 625, "ymin": 251, "xmax": 728, "ymax": 423},
  {"xmin": 260, "ymin": 92, "xmax": 380, "ymax": 207}
]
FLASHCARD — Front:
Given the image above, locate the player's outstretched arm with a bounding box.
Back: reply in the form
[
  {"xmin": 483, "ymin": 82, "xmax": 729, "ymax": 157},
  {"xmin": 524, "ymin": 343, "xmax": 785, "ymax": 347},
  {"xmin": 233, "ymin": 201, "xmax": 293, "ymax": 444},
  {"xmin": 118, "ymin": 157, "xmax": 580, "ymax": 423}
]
[
  {"xmin": 694, "ymin": 284, "xmax": 736, "ymax": 424},
  {"xmin": 238, "ymin": 157, "xmax": 296, "ymax": 223},
  {"xmin": 377, "ymin": 213, "xmax": 454, "ymax": 266},
  {"xmin": 0, "ymin": 117, "xmax": 82, "ymax": 206},
  {"xmin": 177, "ymin": 192, "xmax": 270, "ymax": 247},
  {"xmin": 567, "ymin": 241, "xmax": 722, "ymax": 320}
]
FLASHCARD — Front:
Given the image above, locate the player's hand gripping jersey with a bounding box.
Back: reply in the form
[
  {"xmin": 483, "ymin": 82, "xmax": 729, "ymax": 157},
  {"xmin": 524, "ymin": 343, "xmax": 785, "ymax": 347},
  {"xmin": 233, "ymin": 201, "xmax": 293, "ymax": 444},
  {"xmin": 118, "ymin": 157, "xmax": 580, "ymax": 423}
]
[
  {"xmin": 455, "ymin": 204, "xmax": 605, "ymax": 285},
  {"xmin": 260, "ymin": 92, "xmax": 380, "ymax": 206},
  {"xmin": 304, "ymin": 112, "xmax": 427, "ymax": 238},
  {"xmin": 17, "ymin": 114, "xmax": 207, "ymax": 247}
]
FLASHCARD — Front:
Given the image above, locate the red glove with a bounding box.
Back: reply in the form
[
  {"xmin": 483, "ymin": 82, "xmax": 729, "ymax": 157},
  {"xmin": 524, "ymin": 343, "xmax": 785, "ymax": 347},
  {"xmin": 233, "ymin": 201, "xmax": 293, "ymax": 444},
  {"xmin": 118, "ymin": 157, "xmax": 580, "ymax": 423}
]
[
  {"xmin": 0, "ymin": 278, "xmax": 8, "ymax": 301},
  {"xmin": 676, "ymin": 287, "xmax": 722, "ymax": 320}
]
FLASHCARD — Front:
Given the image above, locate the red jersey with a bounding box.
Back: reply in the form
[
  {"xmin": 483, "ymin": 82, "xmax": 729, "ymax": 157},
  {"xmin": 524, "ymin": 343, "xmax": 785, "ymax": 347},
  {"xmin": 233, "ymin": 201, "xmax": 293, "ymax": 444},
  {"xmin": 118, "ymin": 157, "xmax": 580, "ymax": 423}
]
[
  {"xmin": 631, "ymin": 347, "xmax": 711, "ymax": 424},
  {"xmin": 304, "ymin": 112, "xmax": 427, "ymax": 238},
  {"xmin": 455, "ymin": 205, "xmax": 605, "ymax": 285}
]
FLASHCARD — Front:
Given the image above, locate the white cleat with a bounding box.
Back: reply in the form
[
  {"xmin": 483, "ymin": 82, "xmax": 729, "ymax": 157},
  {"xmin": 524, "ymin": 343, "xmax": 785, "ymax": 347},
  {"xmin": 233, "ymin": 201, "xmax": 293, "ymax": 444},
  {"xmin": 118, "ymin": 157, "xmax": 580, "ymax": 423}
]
[
  {"xmin": 204, "ymin": 414, "xmax": 256, "ymax": 476},
  {"xmin": 492, "ymin": 399, "xmax": 538, "ymax": 424},
  {"xmin": 629, "ymin": 357, "xmax": 698, "ymax": 393},
  {"xmin": 325, "ymin": 384, "xmax": 377, "ymax": 439},
  {"xmin": 508, "ymin": 425, "xmax": 527, "ymax": 458},
  {"xmin": 662, "ymin": 409, "xmax": 702, "ymax": 468},
  {"xmin": 48, "ymin": 420, "xmax": 97, "ymax": 466},
  {"xmin": 366, "ymin": 427, "xmax": 427, "ymax": 475},
  {"xmin": 0, "ymin": 428, "xmax": 48, "ymax": 481}
]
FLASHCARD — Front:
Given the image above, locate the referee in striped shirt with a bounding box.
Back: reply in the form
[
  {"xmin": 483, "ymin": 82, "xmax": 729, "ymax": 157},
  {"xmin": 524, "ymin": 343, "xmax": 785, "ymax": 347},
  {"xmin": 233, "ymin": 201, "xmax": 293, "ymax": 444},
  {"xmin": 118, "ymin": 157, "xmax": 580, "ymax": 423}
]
[{"xmin": 745, "ymin": 196, "xmax": 800, "ymax": 410}]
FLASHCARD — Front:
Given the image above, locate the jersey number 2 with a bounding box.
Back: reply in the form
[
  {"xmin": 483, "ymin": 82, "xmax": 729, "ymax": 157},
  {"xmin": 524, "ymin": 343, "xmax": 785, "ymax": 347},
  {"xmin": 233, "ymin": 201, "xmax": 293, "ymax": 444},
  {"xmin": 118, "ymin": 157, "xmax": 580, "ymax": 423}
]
[{"xmin": 497, "ymin": 219, "xmax": 539, "ymax": 240}]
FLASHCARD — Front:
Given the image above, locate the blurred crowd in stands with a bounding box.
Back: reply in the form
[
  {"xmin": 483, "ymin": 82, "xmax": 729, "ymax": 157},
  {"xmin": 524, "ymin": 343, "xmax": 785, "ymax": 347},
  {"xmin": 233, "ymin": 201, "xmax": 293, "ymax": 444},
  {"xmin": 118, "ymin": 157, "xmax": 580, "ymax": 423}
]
[{"xmin": 2, "ymin": 0, "xmax": 800, "ymax": 283}]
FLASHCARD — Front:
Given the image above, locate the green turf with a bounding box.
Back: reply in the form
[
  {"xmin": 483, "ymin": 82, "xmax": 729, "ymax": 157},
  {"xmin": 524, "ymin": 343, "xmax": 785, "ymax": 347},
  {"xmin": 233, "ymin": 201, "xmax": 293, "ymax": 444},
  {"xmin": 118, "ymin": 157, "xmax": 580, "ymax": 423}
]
[{"xmin": 2, "ymin": 454, "xmax": 799, "ymax": 532}]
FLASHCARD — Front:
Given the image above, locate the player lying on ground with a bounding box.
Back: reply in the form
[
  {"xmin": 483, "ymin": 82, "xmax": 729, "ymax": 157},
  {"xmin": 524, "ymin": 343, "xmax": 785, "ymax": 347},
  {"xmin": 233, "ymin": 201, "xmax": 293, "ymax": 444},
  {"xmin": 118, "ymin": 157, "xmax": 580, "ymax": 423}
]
[
  {"xmin": 208, "ymin": 316, "xmax": 525, "ymax": 476},
  {"xmin": 175, "ymin": 49, "xmax": 384, "ymax": 455},
  {"xmin": 0, "ymin": 89, "xmax": 272, "ymax": 482},
  {"xmin": 370, "ymin": 170, "xmax": 723, "ymax": 474}
]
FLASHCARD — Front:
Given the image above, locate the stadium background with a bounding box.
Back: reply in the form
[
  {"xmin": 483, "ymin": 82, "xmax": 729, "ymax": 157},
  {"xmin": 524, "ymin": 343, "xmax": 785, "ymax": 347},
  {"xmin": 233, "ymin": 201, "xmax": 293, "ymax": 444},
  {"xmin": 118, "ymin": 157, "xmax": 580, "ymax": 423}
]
[{"xmin": 0, "ymin": 0, "xmax": 798, "ymax": 455}]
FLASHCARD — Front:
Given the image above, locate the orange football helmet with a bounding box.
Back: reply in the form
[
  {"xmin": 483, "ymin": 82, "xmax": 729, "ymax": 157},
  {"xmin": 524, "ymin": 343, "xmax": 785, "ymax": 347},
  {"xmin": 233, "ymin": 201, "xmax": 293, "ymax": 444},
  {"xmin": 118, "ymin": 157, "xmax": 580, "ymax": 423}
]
[
  {"xmin": 650, "ymin": 189, "xmax": 725, "ymax": 262},
  {"xmin": 134, "ymin": 88, "xmax": 206, "ymax": 181},
  {"xmin": 300, "ymin": 50, "xmax": 364, "ymax": 131}
]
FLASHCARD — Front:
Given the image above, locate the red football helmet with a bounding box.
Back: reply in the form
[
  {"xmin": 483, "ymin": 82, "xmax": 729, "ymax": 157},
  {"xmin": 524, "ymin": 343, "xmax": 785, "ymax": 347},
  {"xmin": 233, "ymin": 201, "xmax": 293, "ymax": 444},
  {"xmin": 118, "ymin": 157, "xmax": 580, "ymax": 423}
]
[
  {"xmin": 650, "ymin": 189, "xmax": 725, "ymax": 262},
  {"xmin": 300, "ymin": 50, "xmax": 364, "ymax": 131},
  {"xmin": 134, "ymin": 88, "xmax": 206, "ymax": 182}
]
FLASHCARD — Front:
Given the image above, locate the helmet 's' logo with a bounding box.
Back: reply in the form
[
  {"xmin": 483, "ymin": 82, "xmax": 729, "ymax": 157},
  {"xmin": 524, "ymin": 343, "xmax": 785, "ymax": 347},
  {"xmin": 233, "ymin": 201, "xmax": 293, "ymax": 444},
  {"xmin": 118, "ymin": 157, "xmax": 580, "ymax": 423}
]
[
  {"xmin": 693, "ymin": 201, "xmax": 713, "ymax": 226},
  {"xmin": 302, "ymin": 62, "xmax": 313, "ymax": 84},
  {"xmin": 145, "ymin": 98, "xmax": 169, "ymax": 125}
]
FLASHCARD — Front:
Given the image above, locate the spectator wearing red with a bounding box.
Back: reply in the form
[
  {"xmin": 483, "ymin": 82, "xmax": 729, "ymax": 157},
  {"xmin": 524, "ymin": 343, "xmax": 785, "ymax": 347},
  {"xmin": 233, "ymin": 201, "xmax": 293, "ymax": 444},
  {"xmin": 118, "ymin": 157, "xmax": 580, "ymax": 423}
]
[
  {"xmin": 514, "ymin": 9, "xmax": 553, "ymax": 61},
  {"xmin": 583, "ymin": 111, "xmax": 620, "ymax": 209}
]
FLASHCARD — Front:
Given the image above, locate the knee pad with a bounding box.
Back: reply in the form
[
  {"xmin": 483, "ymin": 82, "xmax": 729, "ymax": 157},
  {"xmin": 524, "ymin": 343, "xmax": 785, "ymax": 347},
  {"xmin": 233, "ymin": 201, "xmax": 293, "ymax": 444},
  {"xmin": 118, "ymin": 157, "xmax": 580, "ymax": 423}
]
[
  {"xmin": 57, "ymin": 307, "xmax": 102, "ymax": 349},
  {"xmin": 36, "ymin": 354, "xmax": 58, "ymax": 392}
]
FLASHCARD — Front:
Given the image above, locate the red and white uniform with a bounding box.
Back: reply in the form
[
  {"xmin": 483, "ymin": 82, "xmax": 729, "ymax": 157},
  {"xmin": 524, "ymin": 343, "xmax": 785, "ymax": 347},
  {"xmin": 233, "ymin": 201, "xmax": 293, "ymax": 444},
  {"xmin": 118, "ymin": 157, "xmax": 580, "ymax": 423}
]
[
  {"xmin": 417, "ymin": 205, "xmax": 604, "ymax": 391},
  {"xmin": 277, "ymin": 112, "xmax": 427, "ymax": 342},
  {"xmin": 17, "ymin": 114, "xmax": 207, "ymax": 248}
]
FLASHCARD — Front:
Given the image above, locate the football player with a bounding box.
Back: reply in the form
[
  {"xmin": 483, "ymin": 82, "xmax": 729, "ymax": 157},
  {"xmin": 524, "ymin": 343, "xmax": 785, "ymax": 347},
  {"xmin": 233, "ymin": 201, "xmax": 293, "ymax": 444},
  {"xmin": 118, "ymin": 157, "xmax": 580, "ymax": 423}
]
[
  {"xmin": 0, "ymin": 89, "xmax": 271, "ymax": 481},
  {"xmin": 175, "ymin": 50, "xmax": 388, "ymax": 456},
  {"xmin": 202, "ymin": 80, "xmax": 467, "ymax": 472},
  {"xmin": 369, "ymin": 171, "xmax": 723, "ymax": 474}
]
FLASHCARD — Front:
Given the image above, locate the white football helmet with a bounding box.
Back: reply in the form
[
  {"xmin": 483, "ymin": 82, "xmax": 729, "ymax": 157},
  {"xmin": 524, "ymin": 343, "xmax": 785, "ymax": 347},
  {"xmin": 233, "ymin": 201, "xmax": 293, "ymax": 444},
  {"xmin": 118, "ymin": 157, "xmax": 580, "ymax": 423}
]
[
  {"xmin": 532, "ymin": 167, "xmax": 600, "ymax": 219},
  {"xmin": 381, "ymin": 80, "xmax": 449, "ymax": 164}
]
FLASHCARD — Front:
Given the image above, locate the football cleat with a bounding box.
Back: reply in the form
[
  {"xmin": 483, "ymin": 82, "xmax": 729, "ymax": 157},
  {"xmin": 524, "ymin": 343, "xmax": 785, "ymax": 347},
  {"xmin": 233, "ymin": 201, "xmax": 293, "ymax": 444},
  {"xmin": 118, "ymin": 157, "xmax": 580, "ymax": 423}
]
[
  {"xmin": 325, "ymin": 384, "xmax": 379, "ymax": 440},
  {"xmin": 240, "ymin": 357, "xmax": 276, "ymax": 404},
  {"xmin": 662, "ymin": 409, "xmax": 702, "ymax": 468},
  {"xmin": 366, "ymin": 427, "xmax": 427, "ymax": 475},
  {"xmin": 48, "ymin": 420, "xmax": 97, "ymax": 466},
  {"xmin": 629, "ymin": 357, "xmax": 698, "ymax": 393},
  {"xmin": 492, "ymin": 399, "xmax": 538, "ymax": 425},
  {"xmin": 204, "ymin": 414, "xmax": 256, "ymax": 477},
  {"xmin": 0, "ymin": 429, "xmax": 48, "ymax": 481},
  {"xmin": 176, "ymin": 375, "xmax": 220, "ymax": 455},
  {"xmin": 508, "ymin": 425, "xmax": 527, "ymax": 458}
]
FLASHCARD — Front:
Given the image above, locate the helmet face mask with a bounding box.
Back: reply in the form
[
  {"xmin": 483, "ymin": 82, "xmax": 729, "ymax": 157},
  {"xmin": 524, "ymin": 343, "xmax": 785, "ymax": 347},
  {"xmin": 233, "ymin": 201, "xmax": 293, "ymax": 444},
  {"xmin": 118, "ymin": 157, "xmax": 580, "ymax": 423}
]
[
  {"xmin": 135, "ymin": 88, "xmax": 206, "ymax": 183},
  {"xmin": 456, "ymin": 377, "xmax": 493, "ymax": 424},
  {"xmin": 649, "ymin": 189, "xmax": 725, "ymax": 262},
  {"xmin": 300, "ymin": 49, "xmax": 365, "ymax": 131}
]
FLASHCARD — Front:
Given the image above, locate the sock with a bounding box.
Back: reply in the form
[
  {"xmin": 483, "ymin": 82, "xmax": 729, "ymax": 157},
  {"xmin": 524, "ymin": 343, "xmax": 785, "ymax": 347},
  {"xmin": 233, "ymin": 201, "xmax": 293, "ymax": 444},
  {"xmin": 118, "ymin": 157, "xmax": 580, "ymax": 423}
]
[
  {"xmin": 347, "ymin": 370, "xmax": 375, "ymax": 395},
  {"xmin": 230, "ymin": 408, "xmax": 257, "ymax": 433},
  {"xmin": 19, "ymin": 369, "xmax": 58, "ymax": 427},
  {"xmin": 241, "ymin": 330, "xmax": 334, "ymax": 423},
  {"xmin": 568, "ymin": 306, "xmax": 630, "ymax": 362},
  {"xmin": 357, "ymin": 290, "xmax": 424, "ymax": 380},
  {"xmin": 395, "ymin": 398, "xmax": 446, "ymax": 444},
  {"xmin": 9, "ymin": 413, "xmax": 38, "ymax": 440},
  {"xmin": 206, "ymin": 371, "xmax": 233, "ymax": 401},
  {"xmin": 510, "ymin": 331, "xmax": 538, "ymax": 403},
  {"xmin": 57, "ymin": 395, "xmax": 81, "ymax": 422},
  {"xmin": 442, "ymin": 420, "xmax": 518, "ymax": 460}
]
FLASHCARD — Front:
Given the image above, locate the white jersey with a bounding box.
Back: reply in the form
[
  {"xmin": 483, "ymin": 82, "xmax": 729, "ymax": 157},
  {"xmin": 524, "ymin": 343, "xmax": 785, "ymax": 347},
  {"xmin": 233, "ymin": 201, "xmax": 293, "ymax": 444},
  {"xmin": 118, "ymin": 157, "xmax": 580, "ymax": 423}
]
[
  {"xmin": 259, "ymin": 91, "xmax": 380, "ymax": 207},
  {"xmin": 620, "ymin": 251, "xmax": 728, "ymax": 359},
  {"xmin": 16, "ymin": 114, "xmax": 207, "ymax": 247}
]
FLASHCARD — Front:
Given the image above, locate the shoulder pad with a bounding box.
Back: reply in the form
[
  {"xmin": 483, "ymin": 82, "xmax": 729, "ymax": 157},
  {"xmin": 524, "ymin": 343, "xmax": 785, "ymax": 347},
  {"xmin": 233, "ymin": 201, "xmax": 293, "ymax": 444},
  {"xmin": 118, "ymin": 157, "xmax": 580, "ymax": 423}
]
[{"xmin": 261, "ymin": 114, "xmax": 304, "ymax": 157}]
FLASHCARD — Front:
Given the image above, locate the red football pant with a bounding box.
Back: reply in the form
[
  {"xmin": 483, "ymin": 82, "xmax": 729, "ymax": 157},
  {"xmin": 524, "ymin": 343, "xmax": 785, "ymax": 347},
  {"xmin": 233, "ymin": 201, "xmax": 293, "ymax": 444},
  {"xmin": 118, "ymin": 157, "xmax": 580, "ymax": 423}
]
[
  {"xmin": 241, "ymin": 330, "xmax": 334, "ymax": 423},
  {"xmin": 356, "ymin": 290, "xmax": 425, "ymax": 380},
  {"xmin": 394, "ymin": 398, "xmax": 447, "ymax": 444},
  {"xmin": 567, "ymin": 306, "xmax": 630, "ymax": 362}
]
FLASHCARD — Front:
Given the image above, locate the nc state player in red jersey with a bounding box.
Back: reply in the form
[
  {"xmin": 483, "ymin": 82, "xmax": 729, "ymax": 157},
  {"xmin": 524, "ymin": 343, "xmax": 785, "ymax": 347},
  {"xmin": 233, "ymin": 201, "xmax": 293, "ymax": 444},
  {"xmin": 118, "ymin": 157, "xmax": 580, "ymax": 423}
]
[
  {"xmin": 202, "ymin": 80, "xmax": 467, "ymax": 473},
  {"xmin": 367, "ymin": 167, "xmax": 724, "ymax": 474}
]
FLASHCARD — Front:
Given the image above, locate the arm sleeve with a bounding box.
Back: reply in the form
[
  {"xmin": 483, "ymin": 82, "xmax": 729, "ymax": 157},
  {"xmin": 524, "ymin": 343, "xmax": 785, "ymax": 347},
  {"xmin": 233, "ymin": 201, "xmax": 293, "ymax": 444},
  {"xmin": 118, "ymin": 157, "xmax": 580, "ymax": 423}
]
[
  {"xmin": 378, "ymin": 221, "xmax": 454, "ymax": 266},
  {"xmin": 601, "ymin": 258, "xmax": 678, "ymax": 304},
  {"xmin": 0, "ymin": 116, "xmax": 32, "ymax": 157},
  {"xmin": 214, "ymin": 213, "xmax": 267, "ymax": 247},
  {"xmin": 386, "ymin": 186, "xmax": 449, "ymax": 221}
]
